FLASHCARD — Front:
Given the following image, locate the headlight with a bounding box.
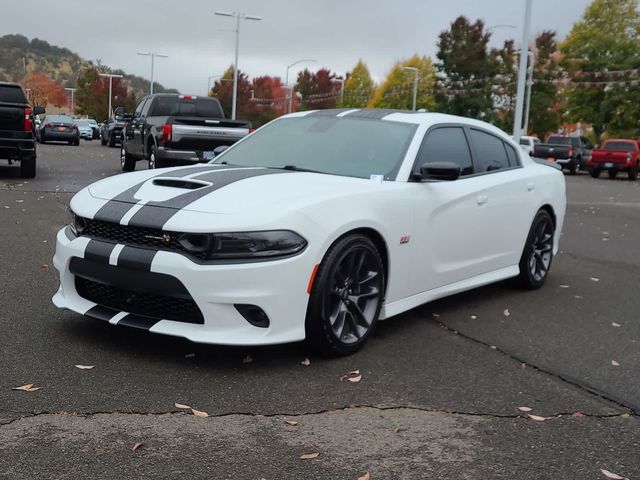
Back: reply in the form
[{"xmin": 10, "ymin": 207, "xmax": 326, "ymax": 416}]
[
  {"xmin": 69, "ymin": 211, "xmax": 86, "ymax": 235},
  {"xmin": 178, "ymin": 230, "xmax": 307, "ymax": 260}
]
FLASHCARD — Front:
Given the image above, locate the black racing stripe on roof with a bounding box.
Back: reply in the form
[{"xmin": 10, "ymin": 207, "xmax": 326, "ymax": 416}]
[
  {"xmin": 306, "ymin": 108, "xmax": 412, "ymax": 119},
  {"xmin": 91, "ymin": 165, "xmax": 236, "ymax": 224},
  {"xmin": 126, "ymin": 168, "xmax": 293, "ymax": 230}
]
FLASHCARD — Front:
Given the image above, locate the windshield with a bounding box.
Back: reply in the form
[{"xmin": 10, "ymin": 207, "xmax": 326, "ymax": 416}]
[
  {"xmin": 603, "ymin": 141, "xmax": 636, "ymax": 152},
  {"xmin": 213, "ymin": 116, "xmax": 417, "ymax": 180},
  {"xmin": 75, "ymin": 120, "xmax": 92, "ymax": 126},
  {"xmin": 152, "ymin": 96, "xmax": 223, "ymax": 118},
  {"xmin": 45, "ymin": 115, "xmax": 73, "ymax": 124}
]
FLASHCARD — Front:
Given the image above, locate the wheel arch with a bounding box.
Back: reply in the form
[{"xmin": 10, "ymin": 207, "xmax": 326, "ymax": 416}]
[{"xmin": 538, "ymin": 204, "xmax": 557, "ymax": 229}]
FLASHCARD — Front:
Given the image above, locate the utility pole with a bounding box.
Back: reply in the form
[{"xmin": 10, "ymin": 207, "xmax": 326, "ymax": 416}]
[
  {"xmin": 523, "ymin": 51, "xmax": 535, "ymax": 135},
  {"xmin": 64, "ymin": 87, "xmax": 77, "ymax": 115},
  {"xmin": 137, "ymin": 52, "xmax": 168, "ymax": 95},
  {"xmin": 334, "ymin": 77, "xmax": 346, "ymax": 108},
  {"xmin": 285, "ymin": 59, "xmax": 316, "ymax": 113},
  {"xmin": 99, "ymin": 73, "xmax": 123, "ymax": 118},
  {"xmin": 215, "ymin": 11, "xmax": 262, "ymax": 120},
  {"xmin": 513, "ymin": 0, "xmax": 533, "ymax": 142},
  {"xmin": 402, "ymin": 67, "xmax": 419, "ymax": 111}
]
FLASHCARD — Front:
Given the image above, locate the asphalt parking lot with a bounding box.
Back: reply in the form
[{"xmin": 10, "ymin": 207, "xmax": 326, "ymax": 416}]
[{"xmin": 1, "ymin": 141, "xmax": 639, "ymax": 479}]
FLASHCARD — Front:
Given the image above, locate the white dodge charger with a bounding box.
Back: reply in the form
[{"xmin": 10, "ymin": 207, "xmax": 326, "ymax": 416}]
[{"xmin": 53, "ymin": 109, "xmax": 566, "ymax": 355}]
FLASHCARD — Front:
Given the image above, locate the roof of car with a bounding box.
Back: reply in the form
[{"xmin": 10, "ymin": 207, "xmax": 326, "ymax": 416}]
[{"xmin": 0, "ymin": 81, "xmax": 22, "ymax": 87}]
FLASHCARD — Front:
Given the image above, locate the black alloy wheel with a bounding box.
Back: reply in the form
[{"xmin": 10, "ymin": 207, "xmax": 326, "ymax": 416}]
[
  {"xmin": 121, "ymin": 145, "xmax": 135, "ymax": 172},
  {"xmin": 306, "ymin": 234, "xmax": 385, "ymax": 356},
  {"xmin": 514, "ymin": 209, "xmax": 555, "ymax": 289}
]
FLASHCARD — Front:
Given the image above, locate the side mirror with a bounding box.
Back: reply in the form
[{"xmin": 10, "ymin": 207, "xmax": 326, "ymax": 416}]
[
  {"xmin": 33, "ymin": 106, "xmax": 45, "ymax": 115},
  {"xmin": 419, "ymin": 162, "xmax": 461, "ymax": 181},
  {"xmin": 214, "ymin": 145, "xmax": 230, "ymax": 156}
]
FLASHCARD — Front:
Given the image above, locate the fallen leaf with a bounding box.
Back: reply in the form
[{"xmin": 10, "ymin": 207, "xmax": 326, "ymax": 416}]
[
  {"xmin": 285, "ymin": 420, "xmax": 299, "ymax": 426},
  {"xmin": 572, "ymin": 412, "xmax": 585, "ymax": 417},
  {"xmin": 191, "ymin": 408, "xmax": 209, "ymax": 418},
  {"xmin": 517, "ymin": 406, "xmax": 532, "ymax": 412},
  {"xmin": 611, "ymin": 360, "xmax": 620, "ymax": 367},
  {"xmin": 612, "ymin": 322, "xmax": 621, "ymax": 328},
  {"xmin": 340, "ymin": 370, "xmax": 362, "ymax": 383},
  {"xmin": 130, "ymin": 442, "xmax": 143, "ymax": 452},
  {"xmin": 520, "ymin": 363, "xmax": 527, "ymax": 369},
  {"xmin": 489, "ymin": 345, "xmax": 497, "ymax": 350},
  {"xmin": 358, "ymin": 473, "xmax": 371, "ymax": 480},
  {"xmin": 299, "ymin": 452, "xmax": 320, "ymax": 460},
  {"xmin": 174, "ymin": 403, "xmax": 191, "ymax": 409},
  {"xmin": 393, "ymin": 427, "xmax": 403, "ymax": 433},
  {"xmin": 301, "ymin": 357, "xmax": 311, "ymax": 366},
  {"xmin": 503, "ymin": 309, "xmax": 511, "ymax": 317},
  {"xmin": 559, "ymin": 284, "xmax": 570, "ymax": 288},
  {"xmin": 74, "ymin": 365, "xmax": 95, "ymax": 370},
  {"xmin": 242, "ymin": 355, "xmax": 253, "ymax": 364},
  {"xmin": 431, "ymin": 313, "xmax": 441, "ymax": 318},
  {"xmin": 600, "ymin": 469, "xmax": 625, "ymax": 480},
  {"xmin": 574, "ymin": 295, "xmax": 583, "ymax": 299},
  {"xmin": 470, "ymin": 315, "xmax": 477, "ymax": 320},
  {"xmin": 12, "ymin": 384, "xmax": 41, "ymax": 392},
  {"xmin": 40, "ymin": 264, "xmax": 49, "ymax": 269},
  {"xmin": 590, "ymin": 277, "xmax": 600, "ymax": 282},
  {"xmin": 184, "ymin": 353, "xmax": 195, "ymax": 359},
  {"xmin": 527, "ymin": 414, "xmax": 548, "ymax": 422}
]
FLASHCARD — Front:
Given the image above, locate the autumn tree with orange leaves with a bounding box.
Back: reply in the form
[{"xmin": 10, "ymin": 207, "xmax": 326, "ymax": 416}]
[{"xmin": 23, "ymin": 72, "xmax": 67, "ymax": 108}]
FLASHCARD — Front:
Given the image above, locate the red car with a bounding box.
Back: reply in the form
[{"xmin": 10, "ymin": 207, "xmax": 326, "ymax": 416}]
[{"xmin": 589, "ymin": 139, "xmax": 639, "ymax": 180}]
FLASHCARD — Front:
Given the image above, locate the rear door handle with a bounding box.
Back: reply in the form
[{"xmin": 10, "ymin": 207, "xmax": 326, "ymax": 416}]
[{"xmin": 477, "ymin": 195, "xmax": 488, "ymax": 206}]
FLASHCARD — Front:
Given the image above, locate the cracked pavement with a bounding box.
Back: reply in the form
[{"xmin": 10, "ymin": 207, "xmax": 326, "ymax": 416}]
[{"xmin": 1, "ymin": 143, "xmax": 638, "ymax": 479}]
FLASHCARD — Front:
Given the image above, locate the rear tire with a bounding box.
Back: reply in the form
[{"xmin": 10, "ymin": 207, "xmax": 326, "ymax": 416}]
[
  {"xmin": 148, "ymin": 144, "xmax": 159, "ymax": 169},
  {"xmin": 108, "ymin": 133, "xmax": 115, "ymax": 148},
  {"xmin": 608, "ymin": 169, "xmax": 618, "ymax": 179},
  {"xmin": 513, "ymin": 210, "xmax": 555, "ymax": 290},
  {"xmin": 20, "ymin": 156, "xmax": 36, "ymax": 178},
  {"xmin": 590, "ymin": 168, "xmax": 601, "ymax": 179},
  {"xmin": 569, "ymin": 162, "xmax": 578, "ymax": 175},
  {"xmin": 305, "ymin": 234, "xmax": 385, "ymax": 357},
  {"xmin": 120, "ymin": 146, "xmax": 136, "ymax": 172}
]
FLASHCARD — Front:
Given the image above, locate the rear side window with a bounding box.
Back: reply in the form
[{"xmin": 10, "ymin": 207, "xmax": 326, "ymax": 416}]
[
  {"xmin": 0, "ymin": 85, "xmax": 27, "ymax": 103},
  {"xmin": 134, "ymin": 98, "xmax": 147, "ymax": 117},
  {"xmin": 504, "ymin": 143, "xmax": 520, "ymax": 166},
  {"xmin": 469, "ymin": 129, "xmax": 510, "ymax": 171},
  {"xmin": 151, "ymin": 96, "xmax": 223, "ymax": 118},
  {"xmin": 417, "ymin": 127, "xmax": 473, "ymax": 175}
]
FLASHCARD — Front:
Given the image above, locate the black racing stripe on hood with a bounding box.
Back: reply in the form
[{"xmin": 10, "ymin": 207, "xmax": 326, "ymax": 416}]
[
  {"xmin": 85, "ymin": 305, "xmax": 120, "ymax": 322},
  {"xmin": 127, "ymin": 168, "xmax": 293, "ymax": 230},
  {"xmin": 118, "ymin": 313, "xmax": 159, "ymax": 330},
  {"xmin": 84, "ymin": 240, "xmax": 116, "ymax": 264},
  {"xmin": 92, "ymin": 165, "xmax": 237, "ymax": 224}
]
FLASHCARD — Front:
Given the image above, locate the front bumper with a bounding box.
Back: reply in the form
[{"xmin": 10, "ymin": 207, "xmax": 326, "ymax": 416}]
[
  {"xmin": 52, "ymin": 227, "xmax": 313, "ymax": 346},
  {"xmin": 79, "ymin": 130, "xmax": 93, "ymax": 140},
  {"xmin": 44, "ymin": 129, "xmax": 78, "ymax": 141}
]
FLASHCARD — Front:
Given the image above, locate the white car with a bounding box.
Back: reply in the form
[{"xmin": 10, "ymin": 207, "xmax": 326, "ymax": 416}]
[
  {"xmin": 52, "ymin": 110, "xmax": 566, "ymax": 355},
  {"xmin": 518, "ymin": 135, "xmax": 540, "ymax": 155}
]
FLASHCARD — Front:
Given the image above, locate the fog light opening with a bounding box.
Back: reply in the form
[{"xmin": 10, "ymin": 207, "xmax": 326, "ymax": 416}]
[{"xmin": 235, "ymin": 304, "xmax": 270, "ymax": 328}]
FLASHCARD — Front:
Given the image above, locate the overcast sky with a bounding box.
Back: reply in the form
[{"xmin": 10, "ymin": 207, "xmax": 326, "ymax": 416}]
[{"xmin": 3, "ymin": 0, "xmax": 592, "ymax": 94}]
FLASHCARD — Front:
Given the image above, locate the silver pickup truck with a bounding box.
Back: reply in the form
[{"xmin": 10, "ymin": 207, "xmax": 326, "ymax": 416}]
[{"xmin": 121, "ymin": 94, "xmax": 251, "ymax": 171}]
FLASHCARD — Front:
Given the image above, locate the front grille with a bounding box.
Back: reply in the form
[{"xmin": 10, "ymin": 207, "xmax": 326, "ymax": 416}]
[
  {"xmin": 75, "ymin": 276, "xmax": 204, "ymax": 324},
  {"xmin": 82, "ymin": 218, "xmax": 207, "ymax": 260}
]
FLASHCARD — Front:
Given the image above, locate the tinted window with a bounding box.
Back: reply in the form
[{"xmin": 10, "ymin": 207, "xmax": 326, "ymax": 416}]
[
  {"xmin": 214, "ymin": 117, "xmax": 416, "ymax": 180},
  {"xmin": 151, "ymin": 96, "xmax": 223, "ymax": 118},
  {"xmin": 141, "ymin": 98, "xmax": 153, "ymax": 117},
  {"xmin": 504, "ymin": 142, "xmax": 520, "ymax": 167},
  {"xmin": 470, "ymin": 129, "xmax": 510, "ymax": 172},
  {"xmin": 418, "ymin": 127, "xmax": 473, "ymax": 175},
  {"xmin": 603, "ymin": 141, "xmax": 636, "ymax": 152},
  {"xmin": 0, "ymin": 85, "xmax": 27, "ymax": 103},
  {"xmin": 519, "ymin": 138, "xmax": 530, "ymax": 146},
  {"xmin": 134, "ymin": 98, "xmax": 146, "ymax": 117},
  {"xmin": 44, "ymin": 115, "xmax": 73, "ymax": 124}
]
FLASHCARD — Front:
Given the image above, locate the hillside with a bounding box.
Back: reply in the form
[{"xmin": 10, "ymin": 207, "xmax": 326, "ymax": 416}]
[{"xmin": 0, "ymin": 34, "xmax": 179, "ymax": 98}]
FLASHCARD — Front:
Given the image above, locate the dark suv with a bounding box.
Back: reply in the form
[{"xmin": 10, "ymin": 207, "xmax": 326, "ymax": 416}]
[{"xmin": 0, "ymin": 82, "xmax": 45, "ymax": 178}]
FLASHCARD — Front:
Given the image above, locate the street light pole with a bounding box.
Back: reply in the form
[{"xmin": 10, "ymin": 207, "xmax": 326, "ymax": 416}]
[
  {"xmin": 214, "ymin": 11, "xmax": 262, "ymax": 120},
  {"xmin": 334, "ymin": 77, "xmax": 346, "ymax": 108},
  {"xmin": 402, "ymin": 67, "xmax": 419, "ymax": 111},
  {"xmin": 137, "ymin": 52, "xmax": 168, "ymax": 95},
  {"xmin": 523, "ymin": 51, "xmax": 535, "ymax": 135},
  {"xmin": 99, "ymin": 73, "xmax": 123, "ymax": 119},
  {"xmin": 64, "ymin": 87, "xmax": 77, "ymax": 115},
  {"xmin": 285, "ymin": 59, "xmax": 316, "ymax": 113},
  {"xmin": 513, "ymin": 0, "xmax": 533, "ymax": 142}
]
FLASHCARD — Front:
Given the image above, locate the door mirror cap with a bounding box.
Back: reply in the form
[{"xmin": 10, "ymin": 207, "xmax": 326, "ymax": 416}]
[
  {"xmin": 33, "ymin": 106, "xmax": 45, "ymax": 115},
  {"xmin": 419, "ymin": 162, "xmax": 461, "ymax": 181}
]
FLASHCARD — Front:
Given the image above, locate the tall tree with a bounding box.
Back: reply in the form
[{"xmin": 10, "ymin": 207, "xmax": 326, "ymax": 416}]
[
  {"xmin": 75, "ymin": 67, "xmax": 136, "ymax": 121},
  {"xmin": 528, "ymin": 31, "xmax": 563, "ymax": 139},
  {"xmin": 244, "ymin": 75, "xmax": 287, "ymax": 127},
  {"xmin": 561, "ymin": 0, "xmax": 640, "ymax": 141},
  {"xmin": 368, "ymin": 55, "xmax": 436, "ymax": 110},
  {"xmin": 435, "ymin": 16, "xmax": 499, "ymax": 120},
  {"xmin": 342, "ymin": 60, "xmax": 375, "ymax": 108},
  {"xmin": 295, "ymin": 68, "xmax": 338, "ymax": 111},
  {"xmin": 211, "ymin": 66, "xmax": 252, "ymax": 119},
  {"xmin": 23, "ymin": 72, "xmax": 66, "ymax": 107}
]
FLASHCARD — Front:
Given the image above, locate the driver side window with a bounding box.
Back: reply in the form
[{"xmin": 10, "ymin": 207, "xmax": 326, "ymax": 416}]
[
  {"xmin": 134, "ymin": 98, "xmax": 147, "ymax": 118},
  {"xmin": 416, "ymin": 127, "xmax": 474, "ymax": 176}
]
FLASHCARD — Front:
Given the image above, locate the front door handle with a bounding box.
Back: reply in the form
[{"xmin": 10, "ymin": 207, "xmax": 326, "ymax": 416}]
[{"xmin": 477, "ymin": 195, "xmax": 488, "ymax": 206}]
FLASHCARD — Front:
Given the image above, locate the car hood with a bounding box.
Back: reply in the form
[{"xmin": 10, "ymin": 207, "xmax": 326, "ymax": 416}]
[{"xmin": 86, "ymin": 164, "xmax": 392, "ymax": 218}]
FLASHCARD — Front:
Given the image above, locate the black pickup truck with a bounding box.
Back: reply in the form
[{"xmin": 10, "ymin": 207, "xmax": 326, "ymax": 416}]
[
  {"xmin": 100, "ymin": 108, "xmax": 129, "ymax": 147},
  {"xmin": 533, "ymin": 135, "xmax": 593, "ymax": 175},
  {"xmin": 0, "ymin": 82, "xmax": 45, "ymax": 178},
  {"xmin": 120, "ymin": 94, "xmax": 251, "ymax": 171}
]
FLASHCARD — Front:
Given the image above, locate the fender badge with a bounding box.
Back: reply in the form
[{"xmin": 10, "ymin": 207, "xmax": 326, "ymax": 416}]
[
  {"xmin": 145, "ymin": 234, "xmax": 172, "ymax": 246},
  {"xmin": 400, "ymin": 235, "xmax": 411, "ymax": 245}
]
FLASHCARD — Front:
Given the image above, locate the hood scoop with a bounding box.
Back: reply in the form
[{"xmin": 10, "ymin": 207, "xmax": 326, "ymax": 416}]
[{"xmin": 151, "ymin": 177, "xmax": 212, "ymax": 190}]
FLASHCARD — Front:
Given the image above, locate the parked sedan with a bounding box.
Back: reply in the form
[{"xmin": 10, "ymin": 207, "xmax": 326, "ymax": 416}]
[
  {"xmin": 74, "ymin": 119, "xmax": 94, "ymax": 141},
  {"xmin": 39, "ymin": 115, "xmax": 79, "ymax": 145},
  {"xmin": 53, "ymin": 109, "xmax": 566, "ymax": 356}
]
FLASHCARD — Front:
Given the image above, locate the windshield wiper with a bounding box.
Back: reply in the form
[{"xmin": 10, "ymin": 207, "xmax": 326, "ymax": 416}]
[{"xmin": 279, "ymin": 165, "xmax": 323, "ymax": 174}]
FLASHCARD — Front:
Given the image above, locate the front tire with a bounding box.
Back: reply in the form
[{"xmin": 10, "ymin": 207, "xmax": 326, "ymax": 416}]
[
  {"xmin": 148, "ymin": 144, "xmax": 158, "ymax": 169},
  {"xmin": 108, "ymin": 133, "xmax": 115, "ymax": 148},
  {"xmin": 514, "ymin": 210, "xmax": 555, "ymax": 290},
  {"xmin": 120, "ymin": 146, "xmax": 136, "ymax": 172},
  {"xmin": 628, "ymin": 166, "xmax": 638, "ymax": 181},
  {"xmin": 305, "ymin": 234, "xmax": 385, "ymax": 356},
  {"xmin": 590, "ymin": 168, "xmax": 601, "ymax": 179}
]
